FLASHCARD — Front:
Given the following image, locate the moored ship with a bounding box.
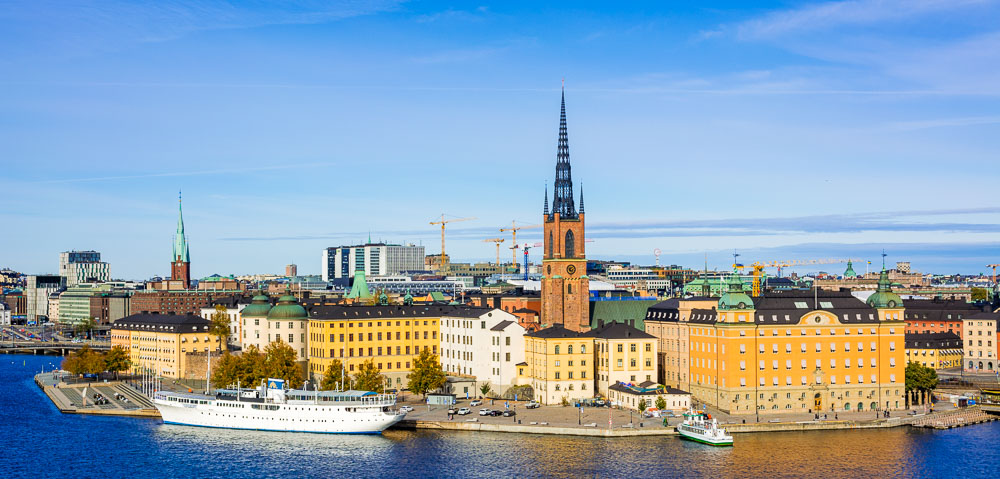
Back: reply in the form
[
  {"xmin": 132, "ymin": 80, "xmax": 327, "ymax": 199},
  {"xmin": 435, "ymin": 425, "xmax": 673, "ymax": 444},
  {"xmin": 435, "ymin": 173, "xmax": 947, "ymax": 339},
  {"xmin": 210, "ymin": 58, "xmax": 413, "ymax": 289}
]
[
  {"xmin": 152, "ymin": 379, "xmax": 405, "ymax": 434},
  {"xmin": 675, "ymin": 410, "xmax": 733, "ymax": 446}
]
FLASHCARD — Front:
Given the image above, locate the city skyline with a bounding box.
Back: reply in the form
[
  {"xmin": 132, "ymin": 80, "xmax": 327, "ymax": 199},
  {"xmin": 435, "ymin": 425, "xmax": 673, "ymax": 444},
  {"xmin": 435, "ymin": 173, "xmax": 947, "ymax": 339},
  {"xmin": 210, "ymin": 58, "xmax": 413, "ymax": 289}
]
[{"xmin": 3, "ymin": 1, "xmax": 999, "ymax": 278}]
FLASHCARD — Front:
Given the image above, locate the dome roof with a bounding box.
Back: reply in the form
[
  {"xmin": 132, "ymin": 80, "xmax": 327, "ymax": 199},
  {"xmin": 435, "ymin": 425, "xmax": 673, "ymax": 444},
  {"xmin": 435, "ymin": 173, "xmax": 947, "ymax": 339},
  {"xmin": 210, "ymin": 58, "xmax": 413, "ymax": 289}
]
[
  {"xmin": 718, "ymin": 272, "xmax": 754, "ymax": 310},
  {"xmin": 866, "ymin": 269, "xmax": 903, "ymax": 309},
  {"xmin": 241, "ymin": 294, "xmax": 272, "ymax": 318},
  {"xmin": 267, "ymin": 294, "xmax": 307, "ymax": 320}
]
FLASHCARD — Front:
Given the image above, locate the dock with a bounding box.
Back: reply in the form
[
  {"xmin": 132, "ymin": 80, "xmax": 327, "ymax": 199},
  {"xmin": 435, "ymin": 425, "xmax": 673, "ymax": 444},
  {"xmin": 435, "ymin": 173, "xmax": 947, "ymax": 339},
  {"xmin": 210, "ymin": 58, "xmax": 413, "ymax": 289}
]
[
  {"xmin": 911, "ymin": 406, "xmax": 997, "ymax": 429},
  {"xmin": 35, "ymin": 372, "xmax": 160, "ymax": 418}
]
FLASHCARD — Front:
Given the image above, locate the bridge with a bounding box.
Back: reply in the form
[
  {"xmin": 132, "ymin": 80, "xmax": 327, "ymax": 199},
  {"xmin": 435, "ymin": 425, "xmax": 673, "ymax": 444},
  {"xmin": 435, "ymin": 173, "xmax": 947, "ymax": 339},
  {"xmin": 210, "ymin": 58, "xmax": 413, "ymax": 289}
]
[{"xmin": 0, "ymin": 341, "xmax": 111, "ymax": 355}]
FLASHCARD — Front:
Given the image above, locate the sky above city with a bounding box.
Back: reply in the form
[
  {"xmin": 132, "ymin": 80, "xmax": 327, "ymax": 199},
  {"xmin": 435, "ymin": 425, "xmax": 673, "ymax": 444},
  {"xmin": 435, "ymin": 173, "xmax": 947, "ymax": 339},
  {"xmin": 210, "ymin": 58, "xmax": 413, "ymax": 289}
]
[{"xmin": 2, "ymin": 0, "xmax": 1000, "ymax": 279}]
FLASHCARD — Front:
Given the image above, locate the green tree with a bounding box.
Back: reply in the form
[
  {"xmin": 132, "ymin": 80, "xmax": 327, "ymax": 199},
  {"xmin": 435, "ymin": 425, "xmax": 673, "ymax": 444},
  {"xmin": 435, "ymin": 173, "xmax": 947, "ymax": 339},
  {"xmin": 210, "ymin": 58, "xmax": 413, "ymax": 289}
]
[
  {"xmin": 61, "ymin": 351, "xmax": 86, "ymax": 376},
  {"xmin": 406, "ymin": 348, "xmax": 446, "ymax": 397},
  {"xmin": 479, "ymin": 382, "xmax": 492, "ymax": 398},
  {"xmin": 104, "ymin": 345, "xmax": 132, "ymax": 379},
  {"xmin": 263, "ymin": 339, "xmax": 303, "ymax": 388},
  {"xmin": 62, "ymin": 345, "xmax": 106, "ymax": 376},
  {"xmin": 74, "ymin": 317, "xmax": 96, "ymax": 339},
  {"xmin": 320, "ymin": 359, "xmax": 345, "ymax": 391},
  {"xmin": 353, "ymin": 359, "xmax": 387, "ymax": 393},
  {"xmin": 655, "ymin": 396, "xmax": 667, "ymax": 411},
  {"xmin": 971, "ymin": 287, "xmax": 989, "ymax": 302},
  {"xmin": 235, "ymin": 345, "xmax": 267, "ymax": 387},
  {"xmin": 209, "ymin": 304, "xmax": 231, "ymax": 352},
  {"xmin": 638, "ymin": 399, "xmax": 648, "ymax": 411},
  {"xmin": 905, "ymin": 361, "xmax": 939, "ymax": 406}
]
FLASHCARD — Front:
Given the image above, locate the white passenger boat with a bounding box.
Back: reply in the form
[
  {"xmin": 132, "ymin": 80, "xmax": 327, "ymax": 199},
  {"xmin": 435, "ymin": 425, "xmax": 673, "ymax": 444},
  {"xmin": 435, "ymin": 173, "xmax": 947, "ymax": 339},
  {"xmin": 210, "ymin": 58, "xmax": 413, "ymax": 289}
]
[
  {"xmin": 152, "ymin": 379, "xmax": 405, "ymax": 434},
  {"xmin": 675, "ymin": 410, "xmax": 733, "ymax": 446}
]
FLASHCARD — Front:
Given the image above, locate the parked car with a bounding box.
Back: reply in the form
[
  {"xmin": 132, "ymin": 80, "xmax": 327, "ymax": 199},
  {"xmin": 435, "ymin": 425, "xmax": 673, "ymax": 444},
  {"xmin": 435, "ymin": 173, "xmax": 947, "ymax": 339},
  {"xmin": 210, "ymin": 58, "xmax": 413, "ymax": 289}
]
[
  {"xmin": 399, "ymin": 406, "xmax": 414, "ymax": 412},
  {"xmin": 489, "ymin": 410, "xmax": 503, "ymax": 417},
  {"xmin": 502, "ymin": 410, "xmax": 516, "ymax": 417},
  {"xmin": 525, "ymin": 401, "xmax": 540, "ymax": 409},
  {"xmin": 470, "ymin": 400, "xmax": 482, "ymax": 407},
  {"xmin": 479, "ymin": 408, "xmax": 492, "ymax": 416},
  {"xmin": 457, "ymin": 407, "xmax": 471, "ymax": 415}
]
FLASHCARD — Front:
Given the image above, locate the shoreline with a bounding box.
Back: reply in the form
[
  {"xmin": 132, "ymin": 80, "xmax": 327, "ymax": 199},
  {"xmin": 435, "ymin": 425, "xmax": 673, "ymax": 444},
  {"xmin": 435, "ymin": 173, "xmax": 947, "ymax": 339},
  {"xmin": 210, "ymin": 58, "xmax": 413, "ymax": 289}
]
[{"xmin": 34, "ymin": 372, "xmax": 995, "ymax": 437}]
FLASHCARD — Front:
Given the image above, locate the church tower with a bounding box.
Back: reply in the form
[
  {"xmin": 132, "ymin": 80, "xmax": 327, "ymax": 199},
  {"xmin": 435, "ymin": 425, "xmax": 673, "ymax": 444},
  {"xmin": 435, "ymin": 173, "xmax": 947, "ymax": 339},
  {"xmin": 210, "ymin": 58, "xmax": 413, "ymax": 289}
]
[
  {"xmin": 171, "ymin": 192, "xmax": 191, "ymax": 288},
  {"xmin": 541, "ymin": 88, "xmax": 589, "ymax": 331}
]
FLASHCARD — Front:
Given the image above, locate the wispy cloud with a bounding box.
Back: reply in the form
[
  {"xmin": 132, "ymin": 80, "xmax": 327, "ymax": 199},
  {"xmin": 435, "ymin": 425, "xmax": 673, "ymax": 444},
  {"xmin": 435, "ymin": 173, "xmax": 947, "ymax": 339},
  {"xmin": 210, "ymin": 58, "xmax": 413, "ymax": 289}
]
[
  {"xmin": 735, "ymin": 0, "xmax": 988, "ymax": 40},
  {"xmin": 32, "ymin": 162, "xmax": 338, "ymax": 184}
]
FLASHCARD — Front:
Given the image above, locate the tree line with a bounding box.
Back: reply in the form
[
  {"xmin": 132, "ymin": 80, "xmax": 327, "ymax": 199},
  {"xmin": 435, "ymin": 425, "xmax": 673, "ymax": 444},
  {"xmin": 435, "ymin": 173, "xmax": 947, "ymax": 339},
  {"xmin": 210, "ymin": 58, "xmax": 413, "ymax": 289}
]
[{"xmin": 61, "ymin": 345, "xmax": 131, "ymax": 378}]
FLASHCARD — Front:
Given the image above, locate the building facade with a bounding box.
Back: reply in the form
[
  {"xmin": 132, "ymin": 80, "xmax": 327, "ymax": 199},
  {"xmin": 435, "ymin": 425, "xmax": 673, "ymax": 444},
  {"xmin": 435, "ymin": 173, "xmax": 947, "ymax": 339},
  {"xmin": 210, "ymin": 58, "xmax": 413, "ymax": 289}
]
[
  {"xmin": 541, "ymin": 89, "xmax": 589, "ymax": 332},
  {"xmin": 130, "ymin": 290, "xmax": 226, "ymax": 316},
  {"xmin": 523, "ymin": 325, "xmax": 594, "ymax": 405},
  {"xmin": 25, "ymin": 275, "xmax": 65, "ymax": 323},
  {"xmin": 903, "ymin": 298, "xmax": 981, "ymax": 338},
  {"xmin": 59, "ymin": 251, "xmax": 110, "ymax": 287},
  {"xmin": 588, "ymin": 322, "xmax": 658, "ymax": 396},
  {"xmin": 608, "ymin": 383, "xmax": 690, "ymax": 413},
  {"xmin": 962, "ymin": 312, "xmax": 999, "ymax": 372},
  {"xmin": 905, "ymin": 332, "xmax": 963, "ymax": 369},
  {"xmin": 199, "ymin": 295, "xmax": 250, "ymax": 350},
  {"xmin": 321, "ymin": 243, "xmax": 425, "ymax": 281},
  {"xmin": 110, "ymin": 313, "xmax": 220, "ymax": 379},
  {"xmin": 306, "ymin": 304, "xmax": 443, "ymax": 389},
  {"xmin": 438, "ymin": 307, "xmax": 524, "ymax": 396}
]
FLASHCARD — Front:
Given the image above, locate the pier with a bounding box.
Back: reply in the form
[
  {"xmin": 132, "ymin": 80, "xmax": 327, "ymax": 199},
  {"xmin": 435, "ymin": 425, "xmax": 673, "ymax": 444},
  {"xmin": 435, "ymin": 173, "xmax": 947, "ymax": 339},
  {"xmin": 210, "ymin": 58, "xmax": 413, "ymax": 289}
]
[
  {"xmin": 34, "ymin": 372, "xmax": 159, "ymax": 418},
  {"xmin": 911, "ymin": 406, "xmax": 998, "ymax": 429}
]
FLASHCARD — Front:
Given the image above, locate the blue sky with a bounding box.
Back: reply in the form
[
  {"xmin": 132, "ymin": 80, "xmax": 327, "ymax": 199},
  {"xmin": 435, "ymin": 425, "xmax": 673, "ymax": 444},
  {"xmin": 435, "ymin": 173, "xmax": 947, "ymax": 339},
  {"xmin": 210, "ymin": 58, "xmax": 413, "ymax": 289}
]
[{"xmin": 2, "ymin": 0, "xmax": 999, "ymax": 279}]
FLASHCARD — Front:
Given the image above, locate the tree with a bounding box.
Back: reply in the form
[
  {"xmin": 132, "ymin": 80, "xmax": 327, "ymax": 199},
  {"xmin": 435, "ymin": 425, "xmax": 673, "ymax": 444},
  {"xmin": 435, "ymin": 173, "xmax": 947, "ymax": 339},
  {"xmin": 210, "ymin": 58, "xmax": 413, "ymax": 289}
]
[
  {"xmin": 209, "ymin": 304, "xmax": 231, "ymax": 352},
  {"xmin": 263, "ymin": 339, "xmax": 303, "ymax": 388},
  {"xmin": 320, "ymin": 359, "xmax": 345, "ymax": 391},
  {"xmin": 406, "ymin": 348, "xmax": 446, "ymax": 397},
  {"xmin": 104, "ymin": 345, "xmax": 131, "ymax": 379},
  {"xmin": 353, "ymin": 359, "xmax": 387, "ymax": 393},
  {"xmin": 62, "ymin": 345, "xmax": 105, "ymax": 375},
  {"xmin": 638, "ymin": 399, "xmax": 648, "ymax": 412},
  {"xmin": 971, "ymin": 287, "xmax": 989, "ymax": 302},
  {"xmin": 211, "ymin": 352, "xmax": 240, "ymax": 388},
  {"xmin": 74, "ymin": 317, "xmax": 97, "ymax": 339},
  {"xmin": 655, "ymin": 396, "xmax": 667, "ymax": 411},
  {"xmin": 905, "ymin": 361, "xmax": 940, "ymax": 406},
  {"xmin": 479, "ymin": 382, "xmax": 492, "ymax": 398},
  {"xmin": 234, "ymin": 345, "xmax": 267, "ymax": 387}
]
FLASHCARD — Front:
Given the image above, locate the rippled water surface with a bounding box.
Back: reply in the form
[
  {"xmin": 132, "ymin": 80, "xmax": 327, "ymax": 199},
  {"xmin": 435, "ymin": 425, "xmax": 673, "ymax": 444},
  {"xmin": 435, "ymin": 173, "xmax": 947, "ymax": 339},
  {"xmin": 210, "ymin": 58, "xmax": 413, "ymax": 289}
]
[{"xmin": 4, "ymin": 356, "xmax": 997, "ymax": 478}]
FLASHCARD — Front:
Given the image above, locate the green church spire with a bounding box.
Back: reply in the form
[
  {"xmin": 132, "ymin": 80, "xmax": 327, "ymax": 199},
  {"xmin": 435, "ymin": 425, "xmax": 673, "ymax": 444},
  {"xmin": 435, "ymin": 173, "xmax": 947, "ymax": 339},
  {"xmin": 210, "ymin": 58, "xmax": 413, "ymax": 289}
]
[{"xmin": 173, "ymin": 191, "xmax": 190, "ymax": 263}]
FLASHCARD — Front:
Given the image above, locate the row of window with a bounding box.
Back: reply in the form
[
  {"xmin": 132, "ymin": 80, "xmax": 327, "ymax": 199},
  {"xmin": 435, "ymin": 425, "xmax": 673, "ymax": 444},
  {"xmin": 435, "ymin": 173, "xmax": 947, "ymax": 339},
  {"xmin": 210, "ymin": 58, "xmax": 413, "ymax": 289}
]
[{"xmin": 309, "ymin": 345, "xmax": 437, "ymax": 358}]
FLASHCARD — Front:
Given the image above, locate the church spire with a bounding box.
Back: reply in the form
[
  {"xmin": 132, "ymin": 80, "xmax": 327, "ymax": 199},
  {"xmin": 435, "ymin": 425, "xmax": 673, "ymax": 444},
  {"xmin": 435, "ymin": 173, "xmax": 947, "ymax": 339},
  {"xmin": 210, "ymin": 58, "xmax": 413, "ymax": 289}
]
[
  {"xmin": 552, "ymin": 84, "xmax": 577, "ymax": 219},
  {"xmin": 543, "ymin": 183, "xmax": 549, "ymax": 215},
  {"xmin": 173, "ymin": 191, "xmax": 190, "ymax": 263},
  {"xmin": 579, "ymin": 184, "xmax": 585, "ymax": 214}
]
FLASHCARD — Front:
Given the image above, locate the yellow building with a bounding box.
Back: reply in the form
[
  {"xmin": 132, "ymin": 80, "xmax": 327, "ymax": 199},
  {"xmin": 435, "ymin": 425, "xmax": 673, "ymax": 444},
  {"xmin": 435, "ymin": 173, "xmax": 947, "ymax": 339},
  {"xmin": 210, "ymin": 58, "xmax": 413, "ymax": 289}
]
[
  {"xmin": 588, "ymin": 322, "xmax": 658, "ymax": 396},
  {"xmin": 306, "ymin": 304, "xmax": 445, "ymax": 389},
  {"xmin": 905, "ymin": 332, "xmax": 963, "ymax": 369},
  {"xmin": 110, "ymin": 313, "xmax": 219, "ymax": 379},
  {"xmin": 523, "ymin": 324, "xmax": 595, "ymax": 405},
  {"xmin": 647, "ymin": 269, "xmax": 907, "ymax": 415}
]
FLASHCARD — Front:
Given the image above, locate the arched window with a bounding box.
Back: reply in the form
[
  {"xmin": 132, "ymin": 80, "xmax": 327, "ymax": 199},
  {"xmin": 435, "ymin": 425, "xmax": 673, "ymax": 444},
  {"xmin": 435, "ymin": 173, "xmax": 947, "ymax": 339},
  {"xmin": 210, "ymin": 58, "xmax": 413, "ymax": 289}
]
[
  {"xmin": 568, "ymin": 345, "xmax": 574, "ymax": 354},
  {"xmin": 548, "ymin": 232, "xmax": 553, "ymax": 258},
  {"xmin": 568, "ymin": 284, "xmax": 572, "ymax": 294},
  {"xmin": 565, "ymin": 230, "xmax": 575, "ymax": 258},
  {"xmin": 555, "ymin": 345, "xmax": 560, "ymax": 354}
]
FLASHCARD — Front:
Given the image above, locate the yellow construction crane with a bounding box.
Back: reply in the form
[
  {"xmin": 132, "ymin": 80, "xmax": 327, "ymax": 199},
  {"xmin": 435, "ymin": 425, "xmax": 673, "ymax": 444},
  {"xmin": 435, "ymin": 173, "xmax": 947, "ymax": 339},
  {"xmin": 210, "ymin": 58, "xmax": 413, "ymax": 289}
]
[
  {"xmin": 429, "ymin": 214, "xmax": 475, "ymax": 273},
  {"xmin": 499, "ymin": 221, "xmax": 541, "ymax": 267},
  {"xmin": 988, "ymin": 264, "xmax": 1000, "ymax": 285},
  {"xmin": 483, "ymin": 238, "xmax": 505, "ymax": 267},
  {"xmin": 735, "ymin": 258, "xmax": 856, "ymax": 297}
]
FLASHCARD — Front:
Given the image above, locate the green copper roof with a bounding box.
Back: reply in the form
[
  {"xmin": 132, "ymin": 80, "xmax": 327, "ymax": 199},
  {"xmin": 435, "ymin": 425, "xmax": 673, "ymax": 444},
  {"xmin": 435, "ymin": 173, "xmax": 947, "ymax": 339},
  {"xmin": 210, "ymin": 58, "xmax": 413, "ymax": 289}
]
[
  {"xmin": 242, "ymin": 294, "xmax": 272, "ymax": 318},
  {"xmin": 718, "ymin": 271, "xmax": 754, "ymax": 310},
  {"xmin": 345, "ymin": 270, "xmax": 372, "ymax": 300},
  {"xmin": 172, "ymin": 191, "xmax": 190, "ymax": 263},
  {"xmin": 844, "ymin": 260, "xmax": 857, "ymax": 278},
  {"xmin": 866, "ymin": 269, "xmax": 903, "ymax": 309},
  {"xmin": 267, "ymin": 294, "xmax": 307, "ymax": 320}
]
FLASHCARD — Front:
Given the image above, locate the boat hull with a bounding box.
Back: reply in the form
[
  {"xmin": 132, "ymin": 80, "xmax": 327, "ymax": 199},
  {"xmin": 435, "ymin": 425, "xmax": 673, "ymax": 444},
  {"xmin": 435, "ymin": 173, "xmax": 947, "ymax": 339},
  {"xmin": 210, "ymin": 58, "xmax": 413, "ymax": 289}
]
[
  {"xmin": 154, "ymin": 399, "xmax": 404, "ymax": 434},
  {"xmin": 676, "ymin": 428, "xmax": 733, "ymax": 446}
]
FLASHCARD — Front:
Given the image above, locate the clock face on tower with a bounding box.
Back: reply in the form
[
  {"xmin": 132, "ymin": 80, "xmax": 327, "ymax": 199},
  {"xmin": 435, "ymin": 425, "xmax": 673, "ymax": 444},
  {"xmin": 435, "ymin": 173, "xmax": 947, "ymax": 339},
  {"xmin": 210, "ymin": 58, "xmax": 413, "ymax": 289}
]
[{"xmin": 566, "ymin": 264, "xmax": 577, "ymax": 275}]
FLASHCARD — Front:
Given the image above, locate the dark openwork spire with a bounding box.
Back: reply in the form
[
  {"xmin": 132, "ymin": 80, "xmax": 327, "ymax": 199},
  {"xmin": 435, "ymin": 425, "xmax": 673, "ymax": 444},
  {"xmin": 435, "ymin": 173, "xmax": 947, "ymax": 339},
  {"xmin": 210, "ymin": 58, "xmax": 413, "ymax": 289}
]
[
  {"xmin": 551, "ymin": 86, "xmax": 577, "ymax": 219},
  {"xmin": 543, "ymin": 183, "xmax": 549, "ymax": 215},
  {"xmin": 579, "ymin": 184, "xmax": 584, "ymax": 214}
]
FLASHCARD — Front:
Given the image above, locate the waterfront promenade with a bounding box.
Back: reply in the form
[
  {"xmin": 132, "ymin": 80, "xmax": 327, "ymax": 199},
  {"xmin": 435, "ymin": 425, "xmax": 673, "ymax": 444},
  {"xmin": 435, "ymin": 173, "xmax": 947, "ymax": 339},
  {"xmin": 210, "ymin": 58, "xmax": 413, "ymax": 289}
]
[{"xmin": 35, "ymin": 372, "xmax": 159, "ymax": 418}]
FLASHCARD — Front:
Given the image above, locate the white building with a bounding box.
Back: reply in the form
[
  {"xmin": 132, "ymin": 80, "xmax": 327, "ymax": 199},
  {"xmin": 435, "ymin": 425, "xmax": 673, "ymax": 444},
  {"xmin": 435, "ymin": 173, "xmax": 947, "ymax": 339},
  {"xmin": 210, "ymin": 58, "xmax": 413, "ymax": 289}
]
[
  {"xmin": 603, "ymin": 266, "xmax": 673, "ymax": 292},
  {"xmin": 322, "ymin": 243, "xmax": 425, "ymax": 281},
  {"xmin": 59, "ymin": 251, "xmax": 110, "ymax": 287},
  {"xmin": 25, "ymin": 275, "xmax": 65, "ymax": 323},
  {"xmin": 0, "ymin": 302, "xmax": 10, "ymax": 326},
  {"xmin": 199, "ymin": 296, "xmax": 249, "ymax": 349},
  {"xmin": 439, "ymin": 308, "xmax": 525, "ymax": 396}
]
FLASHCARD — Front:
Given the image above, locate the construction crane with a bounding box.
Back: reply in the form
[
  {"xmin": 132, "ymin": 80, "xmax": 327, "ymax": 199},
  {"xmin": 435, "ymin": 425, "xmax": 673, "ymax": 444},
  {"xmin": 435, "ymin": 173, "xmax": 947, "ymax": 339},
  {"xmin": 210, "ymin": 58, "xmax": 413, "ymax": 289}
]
[
  {"xmin": 988, "ymin": 264, "xmax": 1000, "ymax": 285},
  {"xmin": 483, "ymin": 238, "xmax": 505, "ymax": 268},
  {"xmin": 735, "ymin": 258, "xmax": 856, "ymax": 297},
  {"xmin": 522, "ymin": 244, "xmax": 533, "ymax": 281},
  {"xmin": 429, "ymin": 214, "xmax": 475, "ymax": 273},
  {"xmin": 499, "ymin": 221, "xmax": 541, "ymax": 268}
]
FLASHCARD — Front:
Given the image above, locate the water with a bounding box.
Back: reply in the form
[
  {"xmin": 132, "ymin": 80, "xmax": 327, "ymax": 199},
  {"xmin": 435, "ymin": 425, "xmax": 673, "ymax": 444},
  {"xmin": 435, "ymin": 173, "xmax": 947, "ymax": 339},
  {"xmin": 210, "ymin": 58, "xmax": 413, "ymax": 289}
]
[{"xmin": 3, "ymin": 355, "xmax": 998, "ymax": 478}]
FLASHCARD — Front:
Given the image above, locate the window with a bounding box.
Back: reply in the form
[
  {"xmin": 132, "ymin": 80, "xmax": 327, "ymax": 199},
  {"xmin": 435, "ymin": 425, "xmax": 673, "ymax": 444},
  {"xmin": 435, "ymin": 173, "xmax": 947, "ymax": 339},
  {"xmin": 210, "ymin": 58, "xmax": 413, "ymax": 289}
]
[
  {"xmin": 759, "ymin": 360, "xmax": 765, "ymax": 370},
  {"xmin": 800, "ymin": 359, "xmax": 807, "ymax": 369},
  {"xmin": 785, "ymin": 360, "xmax": 791, "ymax": 369},
  {"xmin": 739, "ymin": 361, "xmax": 746, "ymax": 370},
  {"xmin": 617, "ymin": 359, "xmax": 623, "ymax": 368},
  {"xmin": 740, "ymin": 344, "xmax": 746, "ymax": 353},
  {"xmin": 630, "ymin": 344, "xmax": 637, "ymax": 352},
  {"xmin": 581, "ymin": 344, "xmax": 586, "ymax": 353},
  {"xmin": 645, "ymin": 343, "xmax": 651, "ymax": 352},
  {"xmin": 288, "ymin": 334, "xmax": 293, "ymax": 343},
  {"xmin": 565, "ymin": 230, "xmax": 575, "ymax": 258},
  {"xmin": 618, "ymin": 344, "xmax": 623, "ymax": 353},
  {"xmin": 555, "ymin": 345, "xmax": 560, "ymax": 354}
]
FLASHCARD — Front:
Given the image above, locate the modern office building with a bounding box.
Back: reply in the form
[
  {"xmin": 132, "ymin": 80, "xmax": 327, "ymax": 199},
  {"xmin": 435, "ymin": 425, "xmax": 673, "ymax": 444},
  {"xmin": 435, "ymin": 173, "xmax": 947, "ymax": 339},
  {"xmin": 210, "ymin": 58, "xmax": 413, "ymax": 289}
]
[
  {"xmin": 25, "ymin": 275, "xmax": 65, "ymax": 323},
  {"xmin": 59, "ymin": 251, "xmax": 110, "ymax": 287},
  {"xmin": 286, "ymin": 264, "xmax": 297, "ymax": 277},
  {"xmin": 321, "ymin": 242, "xmax": 425, "ymax": 281}
]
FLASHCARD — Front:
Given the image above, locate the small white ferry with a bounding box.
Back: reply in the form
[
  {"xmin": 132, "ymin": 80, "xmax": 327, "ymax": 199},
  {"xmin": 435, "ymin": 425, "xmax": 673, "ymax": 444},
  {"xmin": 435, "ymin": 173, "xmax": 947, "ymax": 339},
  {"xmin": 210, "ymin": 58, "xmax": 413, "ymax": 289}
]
[
  {"xmin": 675, "ymin": 410, "xmax": 733, "ymax": 446},
  {"xmin": 152, "ymin": 379, "xmax": 405, "ymax": 434}
]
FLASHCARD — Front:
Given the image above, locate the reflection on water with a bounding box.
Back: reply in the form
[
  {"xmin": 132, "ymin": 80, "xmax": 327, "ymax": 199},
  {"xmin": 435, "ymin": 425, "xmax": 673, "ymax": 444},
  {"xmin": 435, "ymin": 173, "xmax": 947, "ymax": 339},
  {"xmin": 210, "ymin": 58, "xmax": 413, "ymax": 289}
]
[{"xmin": 4, "ymin": 356, "xmax": 998, "ymax": 478}]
